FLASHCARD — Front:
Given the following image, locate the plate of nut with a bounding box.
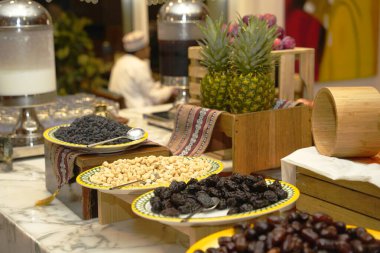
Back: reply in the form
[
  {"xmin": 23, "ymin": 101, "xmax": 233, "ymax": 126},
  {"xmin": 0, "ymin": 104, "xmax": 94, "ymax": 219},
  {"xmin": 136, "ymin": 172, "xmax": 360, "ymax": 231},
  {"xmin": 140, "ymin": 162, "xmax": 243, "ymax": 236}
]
[
  {"xmin": 43, "ymin": 115, "xmax": 148, "ymax": 154},
  {"xmin": 186, "ymin": 211, "xmax": 380, "ymax": 253},
  {"xmin": 131, "ymin": 174, "xmax": 300, "ymax": 226},
  {"xmin": 76, "ymin": 155, "xmax": 224, "ymax": 194}
]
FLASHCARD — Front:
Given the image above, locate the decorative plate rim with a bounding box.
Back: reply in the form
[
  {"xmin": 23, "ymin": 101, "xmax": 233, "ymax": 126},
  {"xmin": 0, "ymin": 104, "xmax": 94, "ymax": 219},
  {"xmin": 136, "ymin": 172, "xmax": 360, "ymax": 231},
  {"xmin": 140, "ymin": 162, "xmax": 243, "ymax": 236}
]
[
  {"xmin": 76, "ymin": 157, "xmax": 224, "ymax": 193},
  {"xmin": 131, "ymin": 179, "xmax": 300, "ymax": 224},
  {"xmin": 43, "ymin": 124, "xmax": 148, "ymax": 150},
  {"xmin": 186, "ymin": 225, "xmax": 380, "ymax": 253}
]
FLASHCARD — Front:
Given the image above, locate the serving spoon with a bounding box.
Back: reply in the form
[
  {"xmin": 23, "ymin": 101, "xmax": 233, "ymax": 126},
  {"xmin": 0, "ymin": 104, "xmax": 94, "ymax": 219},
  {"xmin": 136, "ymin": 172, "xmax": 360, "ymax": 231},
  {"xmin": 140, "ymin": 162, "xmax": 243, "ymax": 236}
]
[
  {"xmin": 86, "ymin": 128, "xmax": 145, "ymax": 148},
  {"xmin": 108, "ymin": 179, "xmax": 145, "ymax": 190},
  {"xmin": 180, "ymin": 197, "xmax": 220, "ymax": 222},
  {"xmin": 108, "ymin": 173, "xmax": 160, "ymax": 190}
]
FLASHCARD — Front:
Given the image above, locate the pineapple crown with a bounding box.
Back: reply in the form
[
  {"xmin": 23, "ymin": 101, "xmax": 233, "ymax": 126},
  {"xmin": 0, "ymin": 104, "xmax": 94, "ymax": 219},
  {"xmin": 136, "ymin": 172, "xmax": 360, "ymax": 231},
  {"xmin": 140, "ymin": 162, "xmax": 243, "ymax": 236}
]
[
  {"xmin": 197, "ymin": 15, "xmax": 230, "ymax": 72},
  {"xmin": 230, "ymin": 16, "xmax": 278, "ymax": 75}
]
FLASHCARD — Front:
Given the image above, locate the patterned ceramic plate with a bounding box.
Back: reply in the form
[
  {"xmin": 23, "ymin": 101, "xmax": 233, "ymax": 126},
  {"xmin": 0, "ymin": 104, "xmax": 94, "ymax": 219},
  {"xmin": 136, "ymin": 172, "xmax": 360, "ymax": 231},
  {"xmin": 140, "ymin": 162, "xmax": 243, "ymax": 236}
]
[
  {"xmin": 43, "ymin": 124, "xmax": 148, "ymax": 154},
  {"xmin": 132, "ymin": 179, "xmax": 300, "ymax": 226},
  {"xmin": 186, "ymin": 226, "xmax": 380, "ymax": 253},
  {"xmin": 76, "ymin": 157, "xmax": 224, "ymax": 195}
]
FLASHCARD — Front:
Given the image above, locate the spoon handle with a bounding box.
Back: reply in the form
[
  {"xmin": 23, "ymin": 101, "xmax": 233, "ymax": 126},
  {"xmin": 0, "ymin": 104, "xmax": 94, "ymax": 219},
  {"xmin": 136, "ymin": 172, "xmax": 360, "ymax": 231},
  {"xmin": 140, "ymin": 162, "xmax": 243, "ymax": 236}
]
[
  {"xmin": 87, "ymin": 136, "xmax": 130, "ymax": 148},
  {"xmin": 108, "ymin": 179, "xmax": 144, "ymax": 190},
  {"xmin": 180, "ymin": 207, "xmax": 203, "ymax": 223}
]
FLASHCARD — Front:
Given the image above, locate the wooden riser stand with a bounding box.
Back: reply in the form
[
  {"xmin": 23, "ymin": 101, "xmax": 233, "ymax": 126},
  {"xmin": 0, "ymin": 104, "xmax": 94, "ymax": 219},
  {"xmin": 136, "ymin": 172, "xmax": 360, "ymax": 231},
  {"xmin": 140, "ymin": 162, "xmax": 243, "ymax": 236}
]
[
  {"xmin": 296, "ymin": 167, "xmax": 380, "ymax": 230},
  {"xmin": 205, "ymin": 106, "xmax": 312, "ymax": 174}
]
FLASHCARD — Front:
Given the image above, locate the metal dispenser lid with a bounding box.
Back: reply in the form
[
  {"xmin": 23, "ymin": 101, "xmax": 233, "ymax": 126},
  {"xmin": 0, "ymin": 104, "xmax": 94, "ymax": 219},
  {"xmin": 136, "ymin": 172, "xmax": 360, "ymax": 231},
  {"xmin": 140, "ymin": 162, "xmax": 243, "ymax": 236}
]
[
  {"xmin": 0, "ymin": 0, "xmax": 52, "ymax": 28},
  {"xmin": 158, "ymin": 0, "xmax": 208, "ymax": 23}
]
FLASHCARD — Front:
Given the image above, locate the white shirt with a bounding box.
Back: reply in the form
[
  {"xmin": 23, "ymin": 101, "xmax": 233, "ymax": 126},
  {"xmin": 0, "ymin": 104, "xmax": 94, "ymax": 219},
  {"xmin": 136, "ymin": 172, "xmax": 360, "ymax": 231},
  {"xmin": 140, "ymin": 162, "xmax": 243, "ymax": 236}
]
[{"xmin": 108, "ymin": 54, "xmax": 173, "ymax": 108}]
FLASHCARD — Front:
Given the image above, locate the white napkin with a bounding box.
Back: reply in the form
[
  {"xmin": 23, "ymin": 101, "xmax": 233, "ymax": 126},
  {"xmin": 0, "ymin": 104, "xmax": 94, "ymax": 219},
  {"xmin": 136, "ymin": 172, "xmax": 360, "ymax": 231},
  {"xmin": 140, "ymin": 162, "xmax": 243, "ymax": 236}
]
[{"xmin": 281, "ymin": 147, "xmax": 380, "ymax": 188}]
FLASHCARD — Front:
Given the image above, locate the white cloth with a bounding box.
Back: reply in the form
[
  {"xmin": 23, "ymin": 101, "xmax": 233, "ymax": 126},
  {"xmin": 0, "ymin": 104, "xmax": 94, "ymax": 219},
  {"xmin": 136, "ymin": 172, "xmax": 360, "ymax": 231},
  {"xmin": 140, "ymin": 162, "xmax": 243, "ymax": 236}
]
[
  {"xmin": 108, "ymin": 54, "xmax": 173, "ymax": 108},
  {"xmin": 281, "ymin": 146, "xmax": 380, "ymax": 188}
]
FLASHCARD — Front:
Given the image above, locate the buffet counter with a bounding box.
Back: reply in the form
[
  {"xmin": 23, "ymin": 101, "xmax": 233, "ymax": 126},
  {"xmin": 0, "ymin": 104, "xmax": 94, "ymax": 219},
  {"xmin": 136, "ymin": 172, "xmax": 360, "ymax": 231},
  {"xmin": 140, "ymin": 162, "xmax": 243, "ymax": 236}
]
[
  {"xmin": 0, "ymin": 103, "xmax": 233, "ymax": 253},
  {"xmin": 0, "ymin": 104, "xmax": 179, "ymax": 253}
]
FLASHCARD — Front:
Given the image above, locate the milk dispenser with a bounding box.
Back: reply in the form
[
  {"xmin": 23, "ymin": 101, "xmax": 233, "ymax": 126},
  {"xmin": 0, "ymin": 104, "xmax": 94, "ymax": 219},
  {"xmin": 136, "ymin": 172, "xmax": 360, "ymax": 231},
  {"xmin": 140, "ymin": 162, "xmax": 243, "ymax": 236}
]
[{"xmin": 0, "ymin": 0, "xmax": 57, "ymax": 146}]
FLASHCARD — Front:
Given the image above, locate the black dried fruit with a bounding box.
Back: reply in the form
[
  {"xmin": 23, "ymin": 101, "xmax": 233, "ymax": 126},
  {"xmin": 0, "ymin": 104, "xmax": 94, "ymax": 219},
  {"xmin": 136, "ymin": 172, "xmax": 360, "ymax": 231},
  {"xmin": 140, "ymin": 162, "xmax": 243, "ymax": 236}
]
[
  {"xmin": 169, "ymin": 180, "xmax": 187, "ymax": 193},
  {"xmin": 263, "ymin": 190, "xmax": 279, "ymax": 203},
  {"xmin": 170, "ymin": 193, "xmax": 187, "ymax": 207},
  {"xmin": 150, "ymin": 173, "xmax": 289, "ymax": 217},
  {"xmin": 196, "ymin": 191, "xmax": 214, "ymax": 208},
  {"xmin": 199, "ymin": 211, "xmax": 380, "ymax": 253},
  {"xmin": 160, "ymin": 207, "xmax": 180, "ymax": 217},
  {"xmin": 239, "ymin": 203, "xmax": 254, "ymax": 213},
  {"xmin": 54, "ymin": 115, "xmax": 132, "ymax": 145}
]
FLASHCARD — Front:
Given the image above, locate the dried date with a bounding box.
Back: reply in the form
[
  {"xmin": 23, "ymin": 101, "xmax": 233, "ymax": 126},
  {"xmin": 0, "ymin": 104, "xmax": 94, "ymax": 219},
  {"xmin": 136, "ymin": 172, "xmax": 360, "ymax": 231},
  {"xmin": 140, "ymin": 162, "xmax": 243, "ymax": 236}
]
[{"xmin": 150, "ymin": 174, "xmax": 289, "ymax": 217}]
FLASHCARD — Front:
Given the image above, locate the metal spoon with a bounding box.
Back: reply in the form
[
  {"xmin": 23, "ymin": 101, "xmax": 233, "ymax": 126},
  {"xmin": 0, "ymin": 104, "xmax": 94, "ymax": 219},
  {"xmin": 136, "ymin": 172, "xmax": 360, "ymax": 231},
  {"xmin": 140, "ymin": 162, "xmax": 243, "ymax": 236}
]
[
  {"xmin": 86, "ymin": 128, "xmax": 145, "ymax": 147},
  {"xmin": 108, "ymin": 179, "xmax": 144, "ymax": 190},
  {"xmin": 180, "ymin": 197, "xmax": 220, "ymax": 222},
  {"xmin": 108, "ymin": 173, "xmax": 159, "ymax": 190}
]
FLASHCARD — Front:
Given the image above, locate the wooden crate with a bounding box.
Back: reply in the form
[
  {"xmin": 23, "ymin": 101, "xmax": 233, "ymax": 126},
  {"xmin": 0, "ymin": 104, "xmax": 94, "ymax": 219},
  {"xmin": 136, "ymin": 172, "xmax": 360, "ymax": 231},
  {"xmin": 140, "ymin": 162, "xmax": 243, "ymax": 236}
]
[
  {"xmin": 45, "ymin": 143, "xmax": 171, "ymax": 220},
  {"xmin": 188, "ymin": 46, "xmax": 315, "ymax": 104},
  {"xmin": 205, "ymin": 105, "xmax": 312, "ymax": 174},
  {"xmin": 296, "ymin": 167, "xmax": 380, "ymax": 230}
]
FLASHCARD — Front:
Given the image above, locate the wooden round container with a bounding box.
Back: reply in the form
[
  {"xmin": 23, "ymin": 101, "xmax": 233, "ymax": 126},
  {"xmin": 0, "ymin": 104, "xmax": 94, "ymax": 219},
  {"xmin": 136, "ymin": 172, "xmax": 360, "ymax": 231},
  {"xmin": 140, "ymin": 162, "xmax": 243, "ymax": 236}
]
[{"xmin": 312, "ymin": 86, "xmax": 380, "ymax": 157}]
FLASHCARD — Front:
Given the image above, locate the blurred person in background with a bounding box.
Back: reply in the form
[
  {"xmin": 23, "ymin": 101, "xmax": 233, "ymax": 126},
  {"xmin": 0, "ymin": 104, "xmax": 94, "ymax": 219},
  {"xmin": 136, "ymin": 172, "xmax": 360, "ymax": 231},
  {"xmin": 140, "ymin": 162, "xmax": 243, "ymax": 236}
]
[{"xmin": 109, "ymin": 30, "xmax": 176, "ymax": 108}]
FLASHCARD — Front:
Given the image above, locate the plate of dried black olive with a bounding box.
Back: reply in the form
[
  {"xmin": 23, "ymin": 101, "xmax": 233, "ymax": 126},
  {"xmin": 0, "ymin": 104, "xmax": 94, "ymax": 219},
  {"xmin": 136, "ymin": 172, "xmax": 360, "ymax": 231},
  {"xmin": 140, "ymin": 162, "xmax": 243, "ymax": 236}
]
[
  {"xmin": 131, "ymin": 174, "xmax": 300, "ymax": 226},
  {"xmin": 43, "ymin": 115, "xmax": 148, "ymax": 153},
  {"xmin": 186, "ymin": 212, "xmax": 380, "ymax": 253}
]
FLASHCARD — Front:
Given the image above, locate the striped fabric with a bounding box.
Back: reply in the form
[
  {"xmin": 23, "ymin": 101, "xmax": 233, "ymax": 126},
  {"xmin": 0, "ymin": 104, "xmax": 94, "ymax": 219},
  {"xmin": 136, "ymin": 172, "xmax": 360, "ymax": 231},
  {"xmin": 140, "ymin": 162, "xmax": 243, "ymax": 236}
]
[
  {"xmin": 167, "ymin": 104, "xmax": 223, "ymax": 156},
  {"xmin": 167, "ymin": 99, "xmax": 300, "ymax": 157},
  {"xmin": 46, "ymin": 142, "xmax": 85, "ymax": 189}
]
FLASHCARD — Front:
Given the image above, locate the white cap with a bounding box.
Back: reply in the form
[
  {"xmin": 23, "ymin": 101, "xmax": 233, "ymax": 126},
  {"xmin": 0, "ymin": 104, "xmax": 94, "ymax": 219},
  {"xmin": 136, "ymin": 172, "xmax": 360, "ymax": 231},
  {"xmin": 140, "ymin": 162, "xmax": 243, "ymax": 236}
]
[{"xmin": 122, "ymin": 30, "xmax": 147, "ymax": 53}]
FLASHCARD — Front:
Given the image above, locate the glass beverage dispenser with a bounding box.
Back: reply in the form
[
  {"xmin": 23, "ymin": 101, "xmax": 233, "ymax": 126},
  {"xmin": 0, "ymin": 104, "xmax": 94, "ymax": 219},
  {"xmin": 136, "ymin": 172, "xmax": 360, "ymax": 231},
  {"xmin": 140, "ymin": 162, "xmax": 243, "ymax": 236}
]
[
  {"xmin": 0, "ymin": 0, "xmax": 57, "ymax": 146},
  {"xmin": 157, "ymin": 0, "xmax": 208, "ymax": 104}
]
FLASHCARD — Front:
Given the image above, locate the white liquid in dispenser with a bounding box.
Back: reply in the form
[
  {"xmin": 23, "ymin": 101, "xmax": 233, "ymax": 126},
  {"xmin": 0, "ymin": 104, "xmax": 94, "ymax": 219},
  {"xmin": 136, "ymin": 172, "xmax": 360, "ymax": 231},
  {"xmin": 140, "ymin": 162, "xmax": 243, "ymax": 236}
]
[
  {"xmin": 0, "ymin": 27, "xmax": 56, "ymax": 96},
  {"xmin": 0, "ymin": 68, "xmax": 56, "ymax": 96}
]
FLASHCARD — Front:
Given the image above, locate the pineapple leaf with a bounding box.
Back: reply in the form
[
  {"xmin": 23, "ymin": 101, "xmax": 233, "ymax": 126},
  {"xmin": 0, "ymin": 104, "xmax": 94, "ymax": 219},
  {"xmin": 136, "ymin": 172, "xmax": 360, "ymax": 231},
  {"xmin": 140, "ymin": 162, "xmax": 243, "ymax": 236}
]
[{"xmin": 197, "ymin": 15, "xmax": 230, "ymax": 72}]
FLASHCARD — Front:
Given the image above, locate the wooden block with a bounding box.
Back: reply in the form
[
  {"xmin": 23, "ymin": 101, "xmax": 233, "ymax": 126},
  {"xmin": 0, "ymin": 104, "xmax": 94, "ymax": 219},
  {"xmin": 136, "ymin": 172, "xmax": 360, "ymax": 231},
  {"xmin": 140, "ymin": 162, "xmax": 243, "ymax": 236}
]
[
  {"xmin": 97, "ymin": 192, "xmax": 138, "ymax": 225},
  {"xmin": 75, "ymin": 145, "xmax": 171, "ymax": 169},
  {"xmin": 189, "ymin": 65, "xmax": 207, "ymax": 79},
  {"xmin": 297, "ymin": 168, "xmax": 380, "ymax": 198},
  {"xmin": 297, "ymin": 194, "xmax": 380, "ymax": 231},
  {"xmin": 205, "ymin": 106, "xmax": 312, "ymax": 174},
  {"xmin": 296, "ymin": 172, "xmax": 380, "ymax": 220},
  {"xmin": 174, "ymin": 225, "xmax": 231, "ymax": 245},
  {"xmin": 205, "ymin": 149, "xmax": 232, "ymax": 161},
  {"xmin": 278, "ymin": 53, "xmax": 296, "ymax": 100},
  {"xmin": 299, "ymin": 51, "xmax": 315, "ymax": 99}
]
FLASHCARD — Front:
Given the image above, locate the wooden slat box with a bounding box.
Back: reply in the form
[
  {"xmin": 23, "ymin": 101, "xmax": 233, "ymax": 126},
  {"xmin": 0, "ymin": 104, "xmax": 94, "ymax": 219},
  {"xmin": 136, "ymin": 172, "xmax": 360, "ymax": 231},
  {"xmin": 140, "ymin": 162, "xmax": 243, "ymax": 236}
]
[
  {"xmin": 205, "ymin": 105, "xmax": 312, "ymax": 174},
  {"xmin": 45, "ymin": 142, "xmax": 171, "ymax": 219},
  {"xmin": 296, "ymin": 167, "xmax": 380, "ymax": 230},
  {"xmin": 188, "ymin": 46, "xmax": 315, "ymax": 104}
]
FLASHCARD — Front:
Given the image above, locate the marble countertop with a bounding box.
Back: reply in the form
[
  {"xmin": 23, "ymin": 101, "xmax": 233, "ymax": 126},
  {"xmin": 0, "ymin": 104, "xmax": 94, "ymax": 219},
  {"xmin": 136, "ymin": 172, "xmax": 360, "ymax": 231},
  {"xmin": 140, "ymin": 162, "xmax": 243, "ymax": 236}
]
[{"xmin": 0, "ymin": 157, "xmax": 187, "ymax": 253}]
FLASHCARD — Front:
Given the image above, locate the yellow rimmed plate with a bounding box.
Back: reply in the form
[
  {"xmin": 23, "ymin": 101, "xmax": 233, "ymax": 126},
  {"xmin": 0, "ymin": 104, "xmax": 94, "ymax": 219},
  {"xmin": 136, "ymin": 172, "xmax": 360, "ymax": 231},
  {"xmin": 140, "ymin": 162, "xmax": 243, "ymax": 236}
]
[
  {"xmin": 43, "ymin": 124, "xmax": 148, "ymax": 154},
  {"xmin": 132, "ymin": 179, "xmax": 300, "ymax": 226},
  {"xmin": 76, "ymin": 157, "xmax": 224, "ymax": 195},
  {"xmin": 186, "ymin": 226, "xmax": 380, "ymax": 253}
]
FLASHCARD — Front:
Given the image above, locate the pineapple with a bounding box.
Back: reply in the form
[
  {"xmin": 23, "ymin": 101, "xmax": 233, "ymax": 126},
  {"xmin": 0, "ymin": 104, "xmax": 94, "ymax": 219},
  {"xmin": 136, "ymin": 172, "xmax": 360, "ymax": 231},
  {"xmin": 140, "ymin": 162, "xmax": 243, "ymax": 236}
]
[
  {"xmin": 229, "ymin": 16, "xmax": 278, "ymax": 113},
  {"xmin": 198, "ymin": 16, "xmax": 231, "ymax": 111}
]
